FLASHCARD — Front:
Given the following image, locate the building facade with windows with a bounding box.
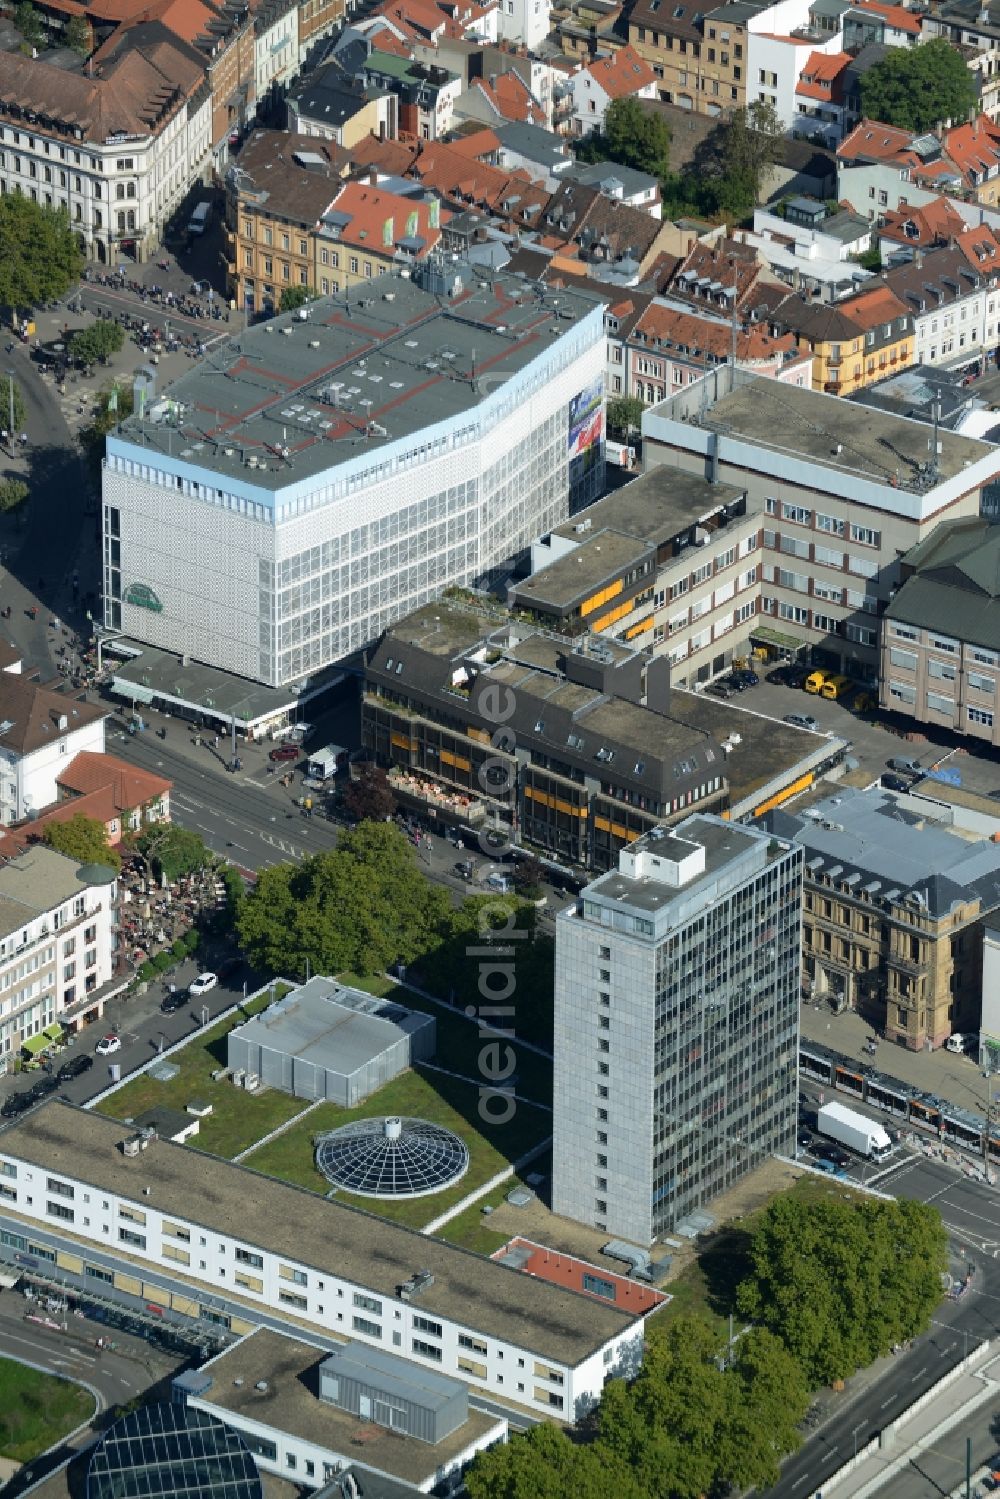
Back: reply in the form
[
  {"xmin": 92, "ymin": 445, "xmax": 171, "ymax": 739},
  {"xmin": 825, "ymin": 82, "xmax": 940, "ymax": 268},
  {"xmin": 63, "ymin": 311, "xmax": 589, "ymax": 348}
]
[
  {"xmin": 102, "ymin": 266, "xmax": 606, "ymax": 688},
  {"xmin": 0, "ymin": 847, "xmax": 117, "ymax": 1056},
  {"xmin": 642, "ymin": 367, "xmax": 1000, "ymax": 682},
  {"xmin": 766, "ymin": 785, "xmax": 1000, "ymax": 1049},
  {"xmin": 552, "ymin": 816, "xmax": 802, "ymax": 1245},
  {"xmin": 0, "ymin": 44, "xmax": 212, "ymax": 264},
  {"xmin": 880, "ymin": 516, "xmax": 1000, "ymax": 748},
  {"xmin": 0, "ymin": 1101, "xmax": 652, "ymax": 1418},
  {"xmin": 0, "ymin": 679, "xmax": 106, "ymax": 827}
]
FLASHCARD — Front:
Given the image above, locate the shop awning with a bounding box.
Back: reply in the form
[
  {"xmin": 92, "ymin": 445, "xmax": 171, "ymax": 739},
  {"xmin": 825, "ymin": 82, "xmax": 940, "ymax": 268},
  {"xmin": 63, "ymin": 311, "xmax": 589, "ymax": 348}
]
[
  {"xmin": 42, "ymin": 1022, "xmax": 64, "ymax": 1042},
  {"xmin": 21, "ymin": 1033, "xmax": 48, "ymax": 1056},
  {"xmin": 750, "ymin": 625, "xmax": 806, "ymax": 653}
]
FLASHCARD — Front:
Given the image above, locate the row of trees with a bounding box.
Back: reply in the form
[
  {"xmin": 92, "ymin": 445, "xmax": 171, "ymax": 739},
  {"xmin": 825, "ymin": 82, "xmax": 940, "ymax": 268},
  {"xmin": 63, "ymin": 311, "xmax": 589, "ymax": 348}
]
[
  {"xmin": 467, "ymin": 1194, "xmax": 947, "ymax": 1499},
  {"xmin": 577, "ymin": 97, "xmax": 784, "ymax": 221}
]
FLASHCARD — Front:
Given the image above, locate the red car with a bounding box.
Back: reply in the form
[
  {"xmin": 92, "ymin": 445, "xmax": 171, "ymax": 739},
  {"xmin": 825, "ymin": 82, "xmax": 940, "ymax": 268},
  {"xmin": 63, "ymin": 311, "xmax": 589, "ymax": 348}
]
[{"xmin": 269, "ymin": 744, "xmax": 299, "ymax": 763}]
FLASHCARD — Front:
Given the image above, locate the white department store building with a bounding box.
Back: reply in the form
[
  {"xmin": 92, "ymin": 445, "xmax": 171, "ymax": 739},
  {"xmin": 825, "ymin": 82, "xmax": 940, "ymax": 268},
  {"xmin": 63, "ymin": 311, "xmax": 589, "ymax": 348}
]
[{"xmin": 102, "ymin": 263, "xmax": 606, "ymax": 688}]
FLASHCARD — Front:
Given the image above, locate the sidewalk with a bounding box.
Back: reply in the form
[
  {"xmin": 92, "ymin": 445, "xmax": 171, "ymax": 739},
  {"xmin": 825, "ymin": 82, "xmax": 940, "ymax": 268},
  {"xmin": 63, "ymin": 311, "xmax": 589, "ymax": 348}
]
[
  {"xmin": 800, "ymin": 1002, "xmax": 991, "ymax": 1119},
  {"xmin": 825, "ymin": 1343, "xmax": 1000, "ymax": 1497}
]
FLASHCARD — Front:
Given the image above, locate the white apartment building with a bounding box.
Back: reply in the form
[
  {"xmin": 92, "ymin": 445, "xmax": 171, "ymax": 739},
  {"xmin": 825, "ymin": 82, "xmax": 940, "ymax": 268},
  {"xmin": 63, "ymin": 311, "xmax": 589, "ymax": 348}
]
[
  {"xmin": 0, "ymin": 1101, "xmax": 652, "ymax": 1417},
  {"xmin": 102, "ymin": 265, "xmax": 606, "ymax": 688},
  {"xmin": 881, "ymin": 240, "xmax": 1000, "ymax": 370},
  {"xmin": 568, "ymin": 47, "xmax": 657, "ymax": 137},
  {"xmin": 641, "ymin": 366, "xmax": 1000, "ymax": 683},
  {"xmin": 0, "ymin": 49, "xmax": 212, "ymax": 264},
  {"xmin": 0, "ymin": 679, "xmax": 106, "ymax": 826},
  {"xmin": 0, "ymin": 847, "xmax": 117, "ymax": 1056},
  {"xmin": 255, "ymin": 2, "xmax": 301, "ymax": 103},
  {"xmin": 747, "ymin": 0, "xmax": 845, "ymax": 126},
  {"xmin": 497, "ymin": 0, "xmax": 550, "ymax": 51}
]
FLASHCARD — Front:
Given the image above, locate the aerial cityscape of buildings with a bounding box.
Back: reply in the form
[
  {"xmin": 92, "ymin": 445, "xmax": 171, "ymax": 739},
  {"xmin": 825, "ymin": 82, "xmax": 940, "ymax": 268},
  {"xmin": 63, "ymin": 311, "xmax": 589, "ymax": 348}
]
[{"xmin": 5, "ymin": 0, "xmax": 1000, "ymax": 1489}]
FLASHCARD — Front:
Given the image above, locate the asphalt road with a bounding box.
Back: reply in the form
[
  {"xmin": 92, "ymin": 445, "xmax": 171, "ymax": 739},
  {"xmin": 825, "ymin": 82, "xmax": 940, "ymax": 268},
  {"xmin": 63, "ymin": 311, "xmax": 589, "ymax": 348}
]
[{"xmin": 873, "ymin": 1402, "xmax": 999, "ymax": 1499}]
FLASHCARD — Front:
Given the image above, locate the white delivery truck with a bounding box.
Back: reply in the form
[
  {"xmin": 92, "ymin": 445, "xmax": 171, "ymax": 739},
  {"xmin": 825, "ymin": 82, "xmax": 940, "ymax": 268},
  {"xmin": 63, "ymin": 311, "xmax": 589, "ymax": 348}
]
[
  {"xmin": 307, "ymin": 743, "xmax": 349, "ymax": 780},
  {"xmin": 817, "ymin": 1101, "xmax": 892, "ymax": 1162}
]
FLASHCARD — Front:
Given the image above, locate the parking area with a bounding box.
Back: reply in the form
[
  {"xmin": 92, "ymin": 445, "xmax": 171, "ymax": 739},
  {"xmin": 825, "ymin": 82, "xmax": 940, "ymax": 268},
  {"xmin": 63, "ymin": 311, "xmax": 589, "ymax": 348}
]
[{"xmin": 720, "ymin": 668, "xmax": 1000, "ymax": 797}]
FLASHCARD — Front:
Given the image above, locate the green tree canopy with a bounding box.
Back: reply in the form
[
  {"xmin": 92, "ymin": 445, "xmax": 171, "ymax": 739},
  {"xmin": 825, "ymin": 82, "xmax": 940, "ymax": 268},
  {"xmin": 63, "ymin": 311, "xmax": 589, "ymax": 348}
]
[
  {"xmin": 0, "ymin": 379, "xmax": 26, "ymax": 439},
  {"xmin": 64, "ymin": 14, "xmax": 89, "ymax": 54},
  {"xmin": 0, "ymin": 198, "xmax": 80, "ymax": 309},
  {"xmin": 237, "ymin": 823, "xmax": 450, "ymax": 978},
  {"xmin": 606, "ymin": 395, "xmax": 645, "ymax": 436},
  {"xmin": 15, "ymin": 1, "xmax": 44, "ymax": 47},
  {"xmin": 736, "ymin": 1194, "xmax": 947, "ymax": 1386},
  {"xmin": 577, "ymin": 96, "xmax": 671, "ymax": 178},
  {"xmin": 280, "ymin": 285, "xmax": 318, "ymax": 312},
  {"xmin": 691, "ymin": 99, "xmax": 784, "ymax": 219},
  {"xmin": 0, "ymin": 478, "xmax": 28, "ymax": 512},
  {"xmin": 466, "ymin": 1422, "xmax": 646, "ymax": 1499},
  {"xmin": 69, "ymin": 321, "xmax": 124, "ymax": 366},
  {"xmin": 137, "ymin": 825, "xmax": 212, "ymax": 883},
  {"xmin": 860, "ymin": 38, "xmax": 978, "ymax": 133},
  {"xmin": 43, "ymin": 814, "xmax": 121, "ymax": 873}
]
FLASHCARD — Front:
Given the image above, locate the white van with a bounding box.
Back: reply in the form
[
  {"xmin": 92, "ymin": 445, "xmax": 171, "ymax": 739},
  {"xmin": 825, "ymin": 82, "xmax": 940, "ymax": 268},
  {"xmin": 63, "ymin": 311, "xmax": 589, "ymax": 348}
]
[
  {"xmin": 187, "ymin": 202, "xmax": 211, "ymax": 236},
  {"xmin": 485, "ymin": 870, "xmax": 512, "ymax": 894}
]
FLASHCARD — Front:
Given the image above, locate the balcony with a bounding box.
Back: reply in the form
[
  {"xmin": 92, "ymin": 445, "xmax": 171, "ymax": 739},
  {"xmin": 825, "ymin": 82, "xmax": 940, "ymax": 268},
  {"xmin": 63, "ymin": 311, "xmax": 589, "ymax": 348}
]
[{"xmin": 387, "ymin": 771, "xmax": 486, "ymax": 825}]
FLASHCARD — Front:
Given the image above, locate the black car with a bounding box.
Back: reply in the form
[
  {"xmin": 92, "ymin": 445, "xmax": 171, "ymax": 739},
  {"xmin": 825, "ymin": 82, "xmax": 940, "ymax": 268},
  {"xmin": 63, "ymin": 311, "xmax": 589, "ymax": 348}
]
[
  {"xmin": 731, "ymin": 668, "xmax": 759, "ymax": 687},
  {"xmin": 0, "ymin": 1090, "xmax": 33, "ymax": 1117},
  {"xmin": 27, "ymin": 1074, "xmax": 60, "ymax": 1102},
  {"xmin": 160, "ymin": 991, "xmax": 188, "ymax": 1015},
  {"xmin": 797, "ymin": 1129, "xmax": 813, "ymax": 1149},
  {"xmin": 882, "ymin": 772, "xmax": 914, "ymax": 793},
  {"xmin": 812, "ymin": 1142, "xmax": 851, "ymax": 1169},
  {"xmin": 56, "ymin": 1053, "xmax": 94, "ymax": 1083}
]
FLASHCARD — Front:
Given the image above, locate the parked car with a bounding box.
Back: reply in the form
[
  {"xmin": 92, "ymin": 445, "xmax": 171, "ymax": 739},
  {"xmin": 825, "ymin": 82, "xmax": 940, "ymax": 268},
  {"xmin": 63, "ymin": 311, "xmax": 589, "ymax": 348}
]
[
  {"xmin": 813, "ymin": 1142, "xmax": 851, "ymax": 1169},
  {"xmin": 797, "ymin": 1129, "xmax": 813, "ymax": 1149},
  {"xmin": 819, "ymin": 674, "xmax": 851, "ymax": 700},
  {"xmin": 453, "ymin": 861, "xmax": 474, "ymax": 880},
  {"xmin": 57, "ymin": 1053, "xmax": 94, "ymax": 1082},
  {"xmin": 887, "ymin": 756, "xmax": 922, "ymax": 774},
  {"xmin": 161, "ymin": 991, "xmax": 188, "ymax": 1014},
  {"xmin": 27, "ymin": 1074, "xmax": 60, "ymax": 1102},
  {"xmin": 812, "ymin": 1158, "xmax": 841, "ymax": 1175},
  {"xmin": 882, "ymin": 773, "xmax": 914, "ymax": 793},
  {"xmin": 706, "ymin": 680, "xmax": 735, "ymax": 698},
  {"xmin": 0, "ymin": 1090, "xmax": 32, "ymax": 1117},
  {"xmin": 726, "ymin": 674, "xmax": 750, "ymax": 692},
  {"xmin": 784, "ymin": 713, "xmax": 819, "ymax": 732},
  {"xmin": 804, "ymin": 671, "xmax": 827, "ymax": 694},
  {"xmin": 189, "ymin": 972, "xmax": 218, "ymax": 997},
  {"xmin": 269, "ymin": 744, "xmax": 299, "ymax": 763},
  {"xmin": 95, "ymin": 1034, "xmax": 121, "ymax": 1056},
  {"xmin": 730, "ymin": 668, "xmax": 759, "ymax": 687}
]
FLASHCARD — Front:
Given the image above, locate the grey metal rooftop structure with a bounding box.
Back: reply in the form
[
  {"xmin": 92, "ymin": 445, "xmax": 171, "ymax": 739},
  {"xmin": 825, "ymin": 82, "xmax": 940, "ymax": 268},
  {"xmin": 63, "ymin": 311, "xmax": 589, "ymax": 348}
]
[{"xmin": 108, "ymin": 263, "xmax": 602, "ymax": 493}]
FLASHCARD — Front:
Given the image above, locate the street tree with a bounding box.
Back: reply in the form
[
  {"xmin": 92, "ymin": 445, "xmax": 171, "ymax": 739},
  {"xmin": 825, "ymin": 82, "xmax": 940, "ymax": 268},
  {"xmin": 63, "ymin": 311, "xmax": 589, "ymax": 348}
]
[
  {"xmin": 736, "ymin": 1194, "xmax": 947, "ymax": 1386},
  {"xmin": 341, "ymin": 763, "xmax": 395, "ymax": 824},
  {"xmin": 237, "ymin": 826, "xmax": 450, "ymax": 978},
  {"xmin": 466, "ymin": 1422, "xmax": 644, "ymax": 1499},
  {"xmin": 136, "ymin": 825, "xmax": 212, "ymax": 883},
  {"xmin": 0, "ymin": 379, "xmax": 26, "ymax": 440},
  {"xmin": 69, "ymin": 321, "xmax": 125, "ymax": 366},
  {"xmin": 0, "ymin": 198, "xmax": 80, "ymax": 311},
  {"xmin": 606, "ymin": 395, "xmax": 645, "ymax": 436},
  {"xmin": 43, "ymin": 814, "xmax": 122, "ymax": 872},
  {"xmin": 577, "ymin": 96, "xmax": 671, "ymax": 179},
  {"xmin": 717, "ymin": 1329, "xmax": 809, "ymax": 1490},
  {"xmin": 0, "ymin": 478, "xmax": 28, "ymax": 512},
  {"xmin": 280, "ymin": 285, "xmax": 318, "ymax": 313},
  {"xmin": 860, "ymin": 38, "xmax": 977, "ymax": 133},
  {"xmin": 511, "ymin": 854, "xmax": 546, "ymax": 900}
]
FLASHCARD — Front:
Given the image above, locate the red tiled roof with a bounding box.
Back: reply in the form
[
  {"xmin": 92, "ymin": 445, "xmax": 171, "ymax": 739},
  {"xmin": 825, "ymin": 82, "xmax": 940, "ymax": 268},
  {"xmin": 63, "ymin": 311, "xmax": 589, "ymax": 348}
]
[
  {"xmin": 325, "ymin": 180, "xmax": 445, "ymax": 255},
  {"xmin": 941, "ymin": 117, "xmax": 1000, "ymax": 180},
  {"xmin": 57, "ymin": 751, "xmax": 172, "ymax": 814},
  {"xmin": 446, "ymin": 127, "xmax": 501, "ymax": 158},
  {"xmin": 838, "ymin": 118, "xmax": 922, "ymax": 163},
  {"xmin": 879, "ymin": 196, "xmax": 967, "ymax": 248},
  {"xmin": 471, "ymin": 70, "xmax": 545, "ymax": 125},
  {"xmin": 851, "ymin": 0, "xmax": 922, "ymax": 34},
  {"xmin": 632, "ymin": 301, "xmax": 798, "ymax": 364},
  {"xmin": 796, "ymin": 49, "xmax": 850, "ymax": 100},
  {"xmin": 839, "ymin": 283, "xmax": 910, "ymax": 329},
  {"xmin": 581, "ymin": 44, "xmax": 656, "ymax": 99}
]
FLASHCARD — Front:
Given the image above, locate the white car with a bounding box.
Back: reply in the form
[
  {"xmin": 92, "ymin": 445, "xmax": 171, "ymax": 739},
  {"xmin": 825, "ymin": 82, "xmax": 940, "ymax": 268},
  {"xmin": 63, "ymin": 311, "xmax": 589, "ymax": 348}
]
[
  {"xmin": 188, "ymin": 972, "xmax": 218, "ymax": 997},
  {"xmin": 95, "ymin": 1034, "xmax": 121, "ymax": 1056}
]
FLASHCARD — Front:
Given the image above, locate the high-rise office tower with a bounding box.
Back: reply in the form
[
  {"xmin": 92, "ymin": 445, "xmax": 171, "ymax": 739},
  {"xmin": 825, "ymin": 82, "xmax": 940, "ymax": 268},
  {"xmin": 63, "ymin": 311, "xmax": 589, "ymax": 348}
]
[{"xmin": 552, "ymin": 815, "xmax": 802, "ymax": 1245}]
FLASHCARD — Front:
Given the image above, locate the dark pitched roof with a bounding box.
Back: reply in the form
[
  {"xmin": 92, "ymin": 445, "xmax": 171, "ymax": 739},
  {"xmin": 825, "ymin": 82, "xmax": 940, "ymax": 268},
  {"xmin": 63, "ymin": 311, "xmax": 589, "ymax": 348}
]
[{"xmin": 0, "ymin": 678, "xmax": 105, "ymax": 758}]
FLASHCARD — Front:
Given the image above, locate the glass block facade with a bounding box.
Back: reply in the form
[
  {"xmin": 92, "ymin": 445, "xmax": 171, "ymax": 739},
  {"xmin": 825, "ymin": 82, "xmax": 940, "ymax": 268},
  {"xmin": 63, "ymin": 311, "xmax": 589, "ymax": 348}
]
[{"xmin": 552, "ymin": 816, "xmax": 802, "ymax": 1245}]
